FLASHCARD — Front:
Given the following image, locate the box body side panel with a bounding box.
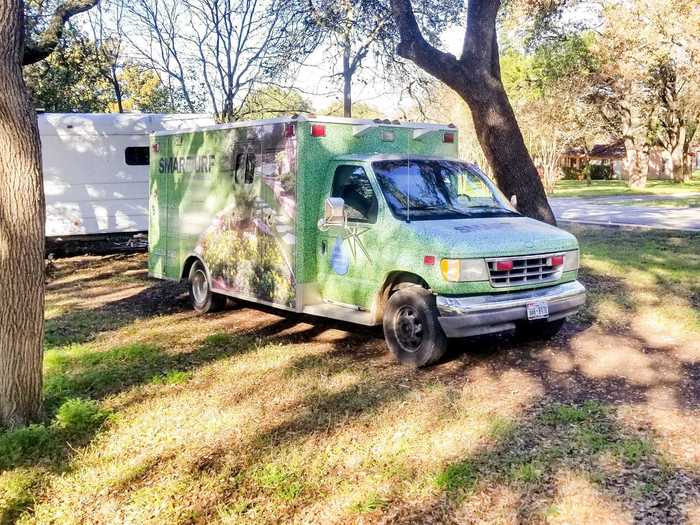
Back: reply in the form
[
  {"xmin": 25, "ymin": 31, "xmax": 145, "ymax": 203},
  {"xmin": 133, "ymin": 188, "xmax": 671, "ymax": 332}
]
[{"xmin": 148, "ymin": 123, "xmax": 298, "ymax": 309}]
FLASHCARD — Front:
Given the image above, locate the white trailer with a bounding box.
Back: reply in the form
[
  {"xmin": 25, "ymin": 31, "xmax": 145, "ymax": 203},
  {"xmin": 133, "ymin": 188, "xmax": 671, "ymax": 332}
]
[{"xmin": 40, "ymin": 112, "xmax": 215, "ymax": 245}]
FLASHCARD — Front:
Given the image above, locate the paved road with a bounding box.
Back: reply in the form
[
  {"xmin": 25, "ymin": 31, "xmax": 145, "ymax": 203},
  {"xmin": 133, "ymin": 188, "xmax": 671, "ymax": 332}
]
[{"xmin": 550, "ymin": 193, "xmax": 700, "ymax": 232}]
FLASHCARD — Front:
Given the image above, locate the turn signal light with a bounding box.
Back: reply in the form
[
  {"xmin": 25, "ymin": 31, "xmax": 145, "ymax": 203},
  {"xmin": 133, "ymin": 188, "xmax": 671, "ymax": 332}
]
[{"xmin": 440, "ymin": 258, "xmax": 489, "ymax": 282}]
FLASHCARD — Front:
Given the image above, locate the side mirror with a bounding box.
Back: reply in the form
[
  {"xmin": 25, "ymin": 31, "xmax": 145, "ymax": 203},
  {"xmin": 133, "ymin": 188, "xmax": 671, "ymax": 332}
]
[
  {"xmin": 318, "ymin": 197, "xmax": 346, "ymax": 230},
  {"xmin": 510, "ymin": 194, "xmax": 518, "ymax": 209}
]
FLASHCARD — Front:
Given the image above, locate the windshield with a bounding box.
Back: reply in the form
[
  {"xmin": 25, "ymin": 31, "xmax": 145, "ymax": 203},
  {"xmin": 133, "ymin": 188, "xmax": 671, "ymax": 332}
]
[{"xmin": 372, "ymin": 159, "xmax": 515, "ymax": 221}]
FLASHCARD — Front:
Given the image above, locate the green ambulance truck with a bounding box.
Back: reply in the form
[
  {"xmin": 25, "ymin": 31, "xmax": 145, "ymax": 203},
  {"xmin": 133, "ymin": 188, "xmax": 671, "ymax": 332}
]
[{"xmin": 148, "ymin": 115, "xmax": 585, "ymax": 367}]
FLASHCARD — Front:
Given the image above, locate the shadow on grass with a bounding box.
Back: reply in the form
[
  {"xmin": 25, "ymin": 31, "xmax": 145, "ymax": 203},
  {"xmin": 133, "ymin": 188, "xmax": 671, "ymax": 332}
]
[
  {"xmin": 394, "ymin": 401, "xmax": 700, "ymax": 524},
  {"xmin": 2, "ymin": 309, "xmax": 373, "ymax": 523},
  {"xmin": 44, "ymin": 279, "xmax": 190, "ymax": 349}
]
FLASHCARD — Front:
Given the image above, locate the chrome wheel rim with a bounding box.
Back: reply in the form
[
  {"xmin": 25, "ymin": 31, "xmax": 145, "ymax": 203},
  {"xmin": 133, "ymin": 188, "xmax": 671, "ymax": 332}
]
[
  {"xmin": 395, "ymin": 305, "xmax": 423, "ymax": 352},
  {"xmin": 192, "ymin": 268, "xmax": 209, "ymax": 305}
]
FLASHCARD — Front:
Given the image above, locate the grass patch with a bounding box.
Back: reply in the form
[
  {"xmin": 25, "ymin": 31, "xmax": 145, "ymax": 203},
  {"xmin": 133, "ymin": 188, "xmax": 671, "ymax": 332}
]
[
  {"xmin": 253, "ymin": 464, "xmax": 304, "ymax": 501},
  {"xmin": 552, "ymin": 177, "xmax": 700, "ymax": 198},
  {"xmin": 541, "ymin": 401, "xmax": 606, "ymax": 426},
  {"xmin": 435, "ymin": 460, "xmax": 478, "ymax": 492},
  {"xmin": 150, "ymin": 370, "xmax": 192, "ymax": 385},
  {"xmin": 617, "ymin": 438, "xmax": 653, "ymax": 464},
  {"xmin": 0, "ymin": 426, "xmax": 57, "ymax": 471},
  {"xmin": 0, "ymin": 398, "xmax": 110, "ymax": 472},
  {"xmin": 510, "ymin": 461, "xmax": 544, "ymax": 483},
  {"xmin": 488, "ymin": 417, "xmax": 518, "ymax": 441},
  {"xmin": 54, "ymin": 399, "xmax": 110, "ymax": 435},
  {"xmin": 350, "ymin": 492, "xmax": 389, "ymax": 513},
  {"xmin": 44, "ymin": 343, "xmax": 165, "ymax": 409},
  {"xmin": 0, "ymin": 469, "xmax": 42, "ymax": 525}
]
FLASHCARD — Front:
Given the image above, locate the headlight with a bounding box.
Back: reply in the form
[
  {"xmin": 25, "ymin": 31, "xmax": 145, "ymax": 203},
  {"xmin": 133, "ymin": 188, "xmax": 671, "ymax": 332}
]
[
  {"xmin": 440, "ymin": 258, "xmax": 489, "ymax": 282},
  {"xmin": 563, "ymin": 250, "xmax": 579, "ymax": 272}
]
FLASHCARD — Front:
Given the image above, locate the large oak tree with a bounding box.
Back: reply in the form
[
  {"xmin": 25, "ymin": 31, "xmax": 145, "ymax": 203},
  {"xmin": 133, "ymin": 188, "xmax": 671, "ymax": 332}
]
[
  {"xmin": 390, "ymin": 0, "xmax": 555, "ymax": 224},
  {"xmin": 0, "ymin": 0, "xmax": 98, "ymax": 428}
]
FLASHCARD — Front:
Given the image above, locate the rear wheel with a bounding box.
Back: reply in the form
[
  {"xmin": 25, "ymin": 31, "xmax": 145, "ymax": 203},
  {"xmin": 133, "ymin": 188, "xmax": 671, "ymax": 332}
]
[
  {"xmin": 516, "ymin": 318, "xmax": 566, "ymax": 341},
  {"xmin": 383, "ymin": 286, "xmax": 447, "ymax": 367},
  {"xmin": 189, "ymin": 261, "xmax": 226, "ymax": 313}
]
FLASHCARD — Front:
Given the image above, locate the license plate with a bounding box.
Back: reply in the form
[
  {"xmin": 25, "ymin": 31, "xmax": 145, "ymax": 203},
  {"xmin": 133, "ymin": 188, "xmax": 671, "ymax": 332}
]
[{"xmin": 527, "ymin": 302, "xmax": 549, "ymax": 320}]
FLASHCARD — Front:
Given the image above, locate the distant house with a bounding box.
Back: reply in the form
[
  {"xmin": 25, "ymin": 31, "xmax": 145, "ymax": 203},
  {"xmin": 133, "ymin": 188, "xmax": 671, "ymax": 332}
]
[
  {"xmin": 560, "ymin": 141, "xmax": 690, "ymax": 180},
  {"xmin": 561, "ymin": 142, "xmax": 626, "ymax": 179}
]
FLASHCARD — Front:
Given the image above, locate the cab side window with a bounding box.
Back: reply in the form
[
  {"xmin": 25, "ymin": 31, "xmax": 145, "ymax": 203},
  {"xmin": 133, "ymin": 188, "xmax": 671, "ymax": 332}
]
[{"xmin": 331, "ymin": 165, "xmax": 378, "ymax": 223}]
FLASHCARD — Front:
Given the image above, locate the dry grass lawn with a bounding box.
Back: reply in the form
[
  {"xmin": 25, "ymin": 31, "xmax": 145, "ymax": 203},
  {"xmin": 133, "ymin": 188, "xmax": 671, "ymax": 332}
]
[{"xmin": 1, "ymin": 226, "xmax": 699, "ymax": 524}]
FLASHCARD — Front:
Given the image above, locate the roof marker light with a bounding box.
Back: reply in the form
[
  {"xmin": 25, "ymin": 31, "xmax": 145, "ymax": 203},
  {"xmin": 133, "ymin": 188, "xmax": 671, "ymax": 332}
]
[
  {"xmin": 152, "ymin": 143, "xmax": 159, "ymax": 153},
  {"xmin": 443, "ymin": 132, "xmax": 455, "ymax": 143},
  {"xmin": 284, "ymin": 123, "xmax": 295, "ymax": 137},
  {"xmin": 381, "ymin": 130, "xmax": 395, "ymax": 142},
  {"xmin": 310, "ymin": 124, "xmax": 326, "ymax": 137}
]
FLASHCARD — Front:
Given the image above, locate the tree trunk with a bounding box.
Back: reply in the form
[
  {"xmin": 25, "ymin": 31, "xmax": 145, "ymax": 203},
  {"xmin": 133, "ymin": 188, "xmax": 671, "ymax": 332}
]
[
  {"xmin": 460, "ymin": 78, "xmax": 556, "ymax": 223},
  {"xmin": 0, "ymin": 1, "xmax": 46, "ymax": 427},
  {"xmin": 623, "ymin": 137, "xmax": 648, "ymax": 189},
  {"xmin": 670, "ymin": 126, "xmax": 686, "ymax": 183},
  {"xmin": 342, "ymin": 43, "xmax": 352, "ymax": 118},
  {"xmin": 111, "ymin": 65, "xmax": 123, "ymax": 113}
]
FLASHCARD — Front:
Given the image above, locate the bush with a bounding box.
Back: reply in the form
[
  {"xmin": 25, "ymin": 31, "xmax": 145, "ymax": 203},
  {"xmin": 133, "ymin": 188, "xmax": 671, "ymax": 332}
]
[
  {"xmin": 0, "ymin": 425, "xmax": 56, "ymax": 469},
  {"xmin": 562, "ymin": 166, "xmax": 584, "ymax": 180},
  {"xmin": 583, "ymin": 164, "xmax": 613, "ymax": 180},
  {"xmin": 54, "ymin": 398, "xmax": 109, "ymax": 435}
]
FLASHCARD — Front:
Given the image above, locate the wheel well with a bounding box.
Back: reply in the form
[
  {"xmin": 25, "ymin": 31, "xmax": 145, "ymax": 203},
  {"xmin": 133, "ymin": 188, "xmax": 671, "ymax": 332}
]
[
  {"xmin": 180, "ymin": 255, "xmax": 203, "ymax": 281},
  {"xmin": 374, "ymin": 271, "xmax": 430, "ymax": 322}
]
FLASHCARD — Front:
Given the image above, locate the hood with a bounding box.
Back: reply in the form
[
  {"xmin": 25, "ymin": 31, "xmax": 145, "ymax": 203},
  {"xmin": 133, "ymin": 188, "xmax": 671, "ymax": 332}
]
[{"xmin": 408, "ymin": 216, "xmax": 578, "ymax": 258}]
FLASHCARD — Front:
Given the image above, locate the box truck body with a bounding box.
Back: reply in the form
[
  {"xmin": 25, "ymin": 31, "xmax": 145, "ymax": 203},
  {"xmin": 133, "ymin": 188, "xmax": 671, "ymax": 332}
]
[{"xmin": 149, "ymin": 116, "xmax": 585, "ymax": 366}]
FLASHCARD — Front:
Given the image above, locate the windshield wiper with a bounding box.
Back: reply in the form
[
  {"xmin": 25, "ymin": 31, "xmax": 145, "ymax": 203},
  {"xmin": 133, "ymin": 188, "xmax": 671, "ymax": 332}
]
[{"xmin": 407, "ymin": 205, "xmax": 470, "ymax": 216}]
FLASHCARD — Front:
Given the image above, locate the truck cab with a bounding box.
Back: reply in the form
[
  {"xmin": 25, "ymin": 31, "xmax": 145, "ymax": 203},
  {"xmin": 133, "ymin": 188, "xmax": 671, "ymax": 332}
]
[{"xmin": 312, "ymin": 154, "xmax": 585, "ymax": 366}]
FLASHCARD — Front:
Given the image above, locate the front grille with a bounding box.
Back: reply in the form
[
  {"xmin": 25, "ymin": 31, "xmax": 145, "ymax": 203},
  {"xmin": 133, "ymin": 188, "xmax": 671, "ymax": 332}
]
[{"xmin": 487, "ymin": 254, "xmax": 562, "ymax": 288}]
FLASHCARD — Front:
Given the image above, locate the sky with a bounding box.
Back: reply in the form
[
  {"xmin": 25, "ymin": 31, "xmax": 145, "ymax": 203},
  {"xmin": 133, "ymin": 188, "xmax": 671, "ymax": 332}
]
[{"xmin": 290, "ymin": 26, "xmax": 465, "ymax": 118}]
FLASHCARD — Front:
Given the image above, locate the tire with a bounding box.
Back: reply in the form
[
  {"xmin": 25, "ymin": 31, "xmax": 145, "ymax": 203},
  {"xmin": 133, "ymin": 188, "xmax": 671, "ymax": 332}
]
[
  {"xmin": 515, "ymin": 318, "xmax": 566, "ymax": 341},
  {"xmin": 188, "ymin": 261, "xmax": 226, "ymax": 313},
  {"xmin": 383, "ymin": 286, "xmax": 447, "ymax": 367}
]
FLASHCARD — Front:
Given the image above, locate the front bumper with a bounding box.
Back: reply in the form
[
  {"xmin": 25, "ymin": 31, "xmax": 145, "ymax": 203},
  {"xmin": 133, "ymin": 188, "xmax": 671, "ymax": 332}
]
[{"xmin": 436, "ymin": 280, "xmax": 586, "ymax": 338}]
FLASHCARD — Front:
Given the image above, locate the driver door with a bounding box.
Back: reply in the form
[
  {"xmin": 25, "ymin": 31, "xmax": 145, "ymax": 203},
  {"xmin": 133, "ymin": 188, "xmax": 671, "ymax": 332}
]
[{"xmin": 317, "ymin": 163, "xmax": 380, "ymax": 309}]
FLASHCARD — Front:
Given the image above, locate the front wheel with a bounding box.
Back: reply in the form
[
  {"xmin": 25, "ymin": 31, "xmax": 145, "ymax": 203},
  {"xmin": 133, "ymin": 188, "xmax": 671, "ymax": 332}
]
[
  {"xmin": 383, "ymin": 286, "xmax": 447, "ymax": 367},
  {"xmin": 189, "ymin": 261, "xmax": 226, "ymax": 313}
]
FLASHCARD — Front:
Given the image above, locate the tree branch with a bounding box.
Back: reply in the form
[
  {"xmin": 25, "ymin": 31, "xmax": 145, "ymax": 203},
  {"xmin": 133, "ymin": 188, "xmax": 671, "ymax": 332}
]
[
  {"xmin": 23, "ymin": 0, "xmax": 100, "ymax": 65},
  {"xmin": 460, "ymin": 0, "xmax": 500, "ymax": 68},
  {"xmin": 390, "ymin": 0, "xmax": 462, "ymax": 89}
]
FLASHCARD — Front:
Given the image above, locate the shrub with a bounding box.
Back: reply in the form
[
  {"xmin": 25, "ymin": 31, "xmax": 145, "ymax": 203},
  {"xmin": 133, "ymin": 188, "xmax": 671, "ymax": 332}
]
[
  {"xmin": 0, "ymin": 425, "xmax": 56, "ymax": 469},
  {"xmin": 562, "ymin": 166, "xmax": 584, "ymax": 180},
  {"xmin": 54, "ymin": 398, "xmax": 109, "ymax": 435},
  {"xmin": 583, "ymin": 164, "xmax": 613, "ymax": 180}
]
